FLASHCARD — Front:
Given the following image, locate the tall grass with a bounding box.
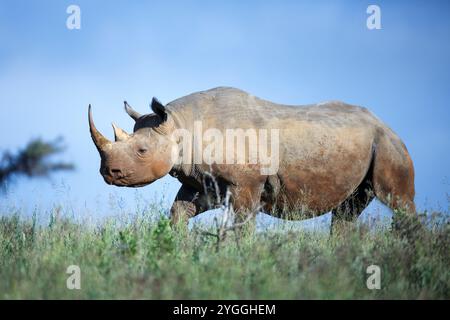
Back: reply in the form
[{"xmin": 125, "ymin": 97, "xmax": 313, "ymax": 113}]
[{"xmin": 0, "ymin": 208, "xmax": 448, "ymax": 299}]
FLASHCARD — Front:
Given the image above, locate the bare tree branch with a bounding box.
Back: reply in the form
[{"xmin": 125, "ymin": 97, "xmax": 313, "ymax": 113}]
[{"xmin": 195, "ymin": 173, "xmax": 259, "ymax": 251}]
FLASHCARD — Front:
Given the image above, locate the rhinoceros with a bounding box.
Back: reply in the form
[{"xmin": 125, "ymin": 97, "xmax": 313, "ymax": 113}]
[{"xmin": 88, "ymin": 87, "xmax": 415, "ymax": 231}]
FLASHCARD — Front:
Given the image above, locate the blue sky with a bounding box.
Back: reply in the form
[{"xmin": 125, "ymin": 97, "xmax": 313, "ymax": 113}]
[{"xmin": 1, "ymin": 1, "xmax": 449, "ymax": 227}]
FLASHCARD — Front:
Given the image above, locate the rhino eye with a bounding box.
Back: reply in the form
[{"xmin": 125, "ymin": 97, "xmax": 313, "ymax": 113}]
[{"xmin": 138, "ymin": 147, "xmax": 148, "ymax": 155}]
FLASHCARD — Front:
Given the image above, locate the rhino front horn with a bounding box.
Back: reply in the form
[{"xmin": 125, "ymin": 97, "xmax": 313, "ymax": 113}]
[
  {"xmin": 88, "ymin": 104, "xmax": 112, "ymax": 152},
  {"xmin": 112, "ymin": 123, "xmax": 130, "ymax": 142}
]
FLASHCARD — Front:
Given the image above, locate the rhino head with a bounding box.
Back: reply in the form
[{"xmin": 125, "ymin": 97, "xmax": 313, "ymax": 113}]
[{"xmin": 88, "ymin": 98, "xmax": 176, "ymax": 187}]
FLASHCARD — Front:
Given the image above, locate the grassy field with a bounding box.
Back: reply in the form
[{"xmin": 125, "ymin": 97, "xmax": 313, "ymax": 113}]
[{"xmin": 0, "ymin": 208, "xmax": 449, "ymax": 299}]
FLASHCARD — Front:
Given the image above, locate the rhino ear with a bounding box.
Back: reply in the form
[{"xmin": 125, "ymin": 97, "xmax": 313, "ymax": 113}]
[{"xmin": 151, "ymin": 97, "xmax": 167, "ymax": 122}]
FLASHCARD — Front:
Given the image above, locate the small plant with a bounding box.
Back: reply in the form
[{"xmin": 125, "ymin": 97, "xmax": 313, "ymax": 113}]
[{"xmin": 150, "ymin": 217, "xmax": 175, "ymax": 257}]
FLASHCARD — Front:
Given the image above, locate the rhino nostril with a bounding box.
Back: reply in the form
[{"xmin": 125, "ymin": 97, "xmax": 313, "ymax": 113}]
[{"xmin": 110, "ymin": 168, "xmax": 123, "ymax": 178}]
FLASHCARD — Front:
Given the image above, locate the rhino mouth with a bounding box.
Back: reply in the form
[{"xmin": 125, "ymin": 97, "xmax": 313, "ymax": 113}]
[
  {"xmin": 118, "ymin": 182, "xmax": 150, "ymax": 188},
  {"xmin": 104, "ymin": 176, "xmax": 150, "ymax": 188}
]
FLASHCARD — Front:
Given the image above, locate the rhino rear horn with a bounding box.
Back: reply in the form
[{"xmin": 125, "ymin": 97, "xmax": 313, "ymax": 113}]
[
  {"xmin": 88, "ymin": 105, "xmax": 112, "ymax": 151},
  {"xmin": 124, "ymin": 101, "xmax": 142, "ymax": 121},
  {"xmin": 112, "ymin": 123, "xmax": 130, "ymax": 142}
]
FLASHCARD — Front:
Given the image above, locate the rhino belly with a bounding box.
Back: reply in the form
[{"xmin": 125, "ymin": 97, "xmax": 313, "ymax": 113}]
[{"xmin": 267, "ymin": 126, "xmax": 374, "ymax": 219}]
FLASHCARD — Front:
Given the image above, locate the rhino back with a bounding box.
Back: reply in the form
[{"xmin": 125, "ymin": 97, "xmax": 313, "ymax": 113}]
[{"xmin": 167, "ymin": 87, "xmax": 381, "ymax": 130}]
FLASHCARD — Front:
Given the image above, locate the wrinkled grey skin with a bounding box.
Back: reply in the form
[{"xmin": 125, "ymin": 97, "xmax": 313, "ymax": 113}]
[{"xmin": 89, "ymin": 87, "xmax": 415, "ymax": 231}]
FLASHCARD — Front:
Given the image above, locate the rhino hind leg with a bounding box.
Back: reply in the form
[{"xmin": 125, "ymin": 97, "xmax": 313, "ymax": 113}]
[
  {"xmin": 331, "ymin": 178, "xmax": 374, "ymax": 235},
  {"xmin": 372, "ymin": 134, "xmax": 416, "ymax": 214}
]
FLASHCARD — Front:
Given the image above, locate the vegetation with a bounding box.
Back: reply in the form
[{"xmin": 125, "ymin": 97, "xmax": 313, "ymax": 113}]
[
  {"xmin": 0, "ymin": 137, "xmax": 74, "ymax": 192},
  {"xmin": 0, "ymin": 206, "xmax": 448, "ymax": 299}
]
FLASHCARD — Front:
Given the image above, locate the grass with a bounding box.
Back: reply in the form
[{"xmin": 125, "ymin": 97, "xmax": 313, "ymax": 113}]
[{"xmin": 0, "ymin": 207, "xmax": 449, "ymax": 299}]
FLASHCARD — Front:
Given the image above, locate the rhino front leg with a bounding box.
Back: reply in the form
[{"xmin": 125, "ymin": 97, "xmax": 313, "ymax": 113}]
[
  {"xmin": 228, "ymin": 183, "xmax": 263, "ymax": 230},
  {"xmin": 170, "ymin": 184, "xmax": 206, "ymax": 225}
]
